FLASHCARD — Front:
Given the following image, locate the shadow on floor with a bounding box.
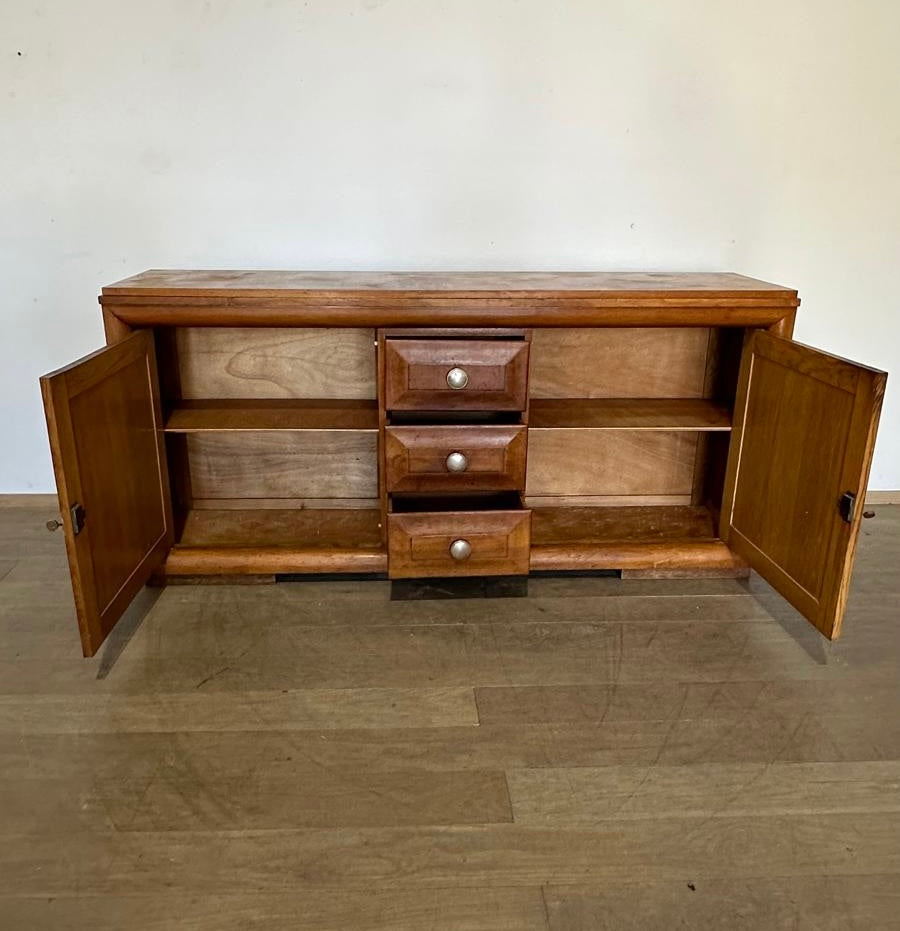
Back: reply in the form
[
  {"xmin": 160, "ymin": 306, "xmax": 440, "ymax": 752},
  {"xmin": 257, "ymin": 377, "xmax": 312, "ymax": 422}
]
[{"xmin": 96, "ymin": 586, "xmax": 162, "ymax": 679}]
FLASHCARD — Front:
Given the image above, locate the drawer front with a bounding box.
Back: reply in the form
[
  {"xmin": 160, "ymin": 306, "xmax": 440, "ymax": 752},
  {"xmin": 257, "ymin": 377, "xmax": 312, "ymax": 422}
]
[
  {"xmin": 385, "ymin": 425, "xmax": 527, "ymax": 493},
  {"xmin": 385, "ymin": 339, "xmax": 529, "ymax": 410},
  {"xmin": 388, "ymin": 510, "xmax": 531, "ymax": 578}
]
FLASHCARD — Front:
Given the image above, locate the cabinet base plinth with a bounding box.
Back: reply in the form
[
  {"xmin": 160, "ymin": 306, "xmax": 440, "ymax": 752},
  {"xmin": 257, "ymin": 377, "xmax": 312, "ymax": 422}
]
[
  {"xmin": 162, "ymin": 546, "xmax": 388, "ymax": 576},
  {"xmin": 529, "ymin": 541, "xmax": 745, "ymax": 573},
  {"xmin": 620, "ymin": 567, "xmax": 751, "ymax": 580}
]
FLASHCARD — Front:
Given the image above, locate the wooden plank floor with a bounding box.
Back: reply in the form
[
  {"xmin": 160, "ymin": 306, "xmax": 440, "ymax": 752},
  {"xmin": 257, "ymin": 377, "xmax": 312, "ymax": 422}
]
[{"xmin": 1, "ymin": 498, "xmax": 899, "ymax": 930}]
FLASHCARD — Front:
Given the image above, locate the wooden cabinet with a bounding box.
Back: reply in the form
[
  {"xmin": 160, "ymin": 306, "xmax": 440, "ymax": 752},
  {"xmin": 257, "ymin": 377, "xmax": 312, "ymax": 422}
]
[{"xmin": 40, "ymin": 271, "xmax": 886, "ymax": 655}]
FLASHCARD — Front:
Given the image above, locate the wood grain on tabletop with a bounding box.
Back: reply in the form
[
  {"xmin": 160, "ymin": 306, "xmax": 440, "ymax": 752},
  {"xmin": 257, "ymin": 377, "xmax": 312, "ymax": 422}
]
[{"xmin": 101, "ymin": 269, "xmax": 796, "ymax": 294}]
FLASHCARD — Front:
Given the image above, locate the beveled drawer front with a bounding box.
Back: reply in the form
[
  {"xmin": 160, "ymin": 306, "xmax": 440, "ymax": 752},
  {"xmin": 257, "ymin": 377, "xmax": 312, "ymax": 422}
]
[
  {"xmin": 388, "ymin": 510, "xmax": 531, "ymax": 578},
  {"xmin": 385, "ymin": 425, "xmax": 527, "ymax": 493},
  {"xmin": 385, "ymin": 339, "xmax": 529, "ymax": 410}
]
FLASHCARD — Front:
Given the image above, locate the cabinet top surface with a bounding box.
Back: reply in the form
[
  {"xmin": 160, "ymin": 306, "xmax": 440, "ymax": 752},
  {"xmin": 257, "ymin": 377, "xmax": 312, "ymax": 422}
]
[{"xmin": 103, "ymin": 269, "xmax": 796, "ymax": 298}]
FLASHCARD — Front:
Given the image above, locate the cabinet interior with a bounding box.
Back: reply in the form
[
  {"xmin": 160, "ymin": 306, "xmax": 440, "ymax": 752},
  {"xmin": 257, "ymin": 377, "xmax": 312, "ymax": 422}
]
[
  {"xmin": 154, "ymin": 324, "xmax": 745, "ymax": 563},
  {"xmin": 154, "ymin": 326, "xmax": 379, "ymax": 555}
]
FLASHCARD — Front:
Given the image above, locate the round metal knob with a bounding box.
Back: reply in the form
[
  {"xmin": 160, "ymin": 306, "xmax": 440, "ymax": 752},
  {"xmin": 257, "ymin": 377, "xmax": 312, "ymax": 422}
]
[
  {"xmin": 446, "ymin": 367, "xmax": 469, "ymax": 390},
  {"xmin": 449, "ymin": 538, "xmax": 472, "ymax": 561},
  {"xmin": 445, "ymin": 451, "xmax": 468, "ymax": 473},
  {"xmin": 46, "ymin": 518, "xmax": 62, "ymax": 532}
]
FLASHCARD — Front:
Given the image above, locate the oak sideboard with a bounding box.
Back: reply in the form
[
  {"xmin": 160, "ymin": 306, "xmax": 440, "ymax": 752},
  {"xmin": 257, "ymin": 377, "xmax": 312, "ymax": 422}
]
[{"xmin": 40, "ymin": 271, "xmax": 886, "ymax": 656}]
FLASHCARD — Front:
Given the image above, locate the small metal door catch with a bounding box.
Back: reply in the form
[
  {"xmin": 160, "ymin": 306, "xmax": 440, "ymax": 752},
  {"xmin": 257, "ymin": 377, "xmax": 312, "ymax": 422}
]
[{"xmin": 838, "ymin": 491, "xmax": 856, "ymax": 524}]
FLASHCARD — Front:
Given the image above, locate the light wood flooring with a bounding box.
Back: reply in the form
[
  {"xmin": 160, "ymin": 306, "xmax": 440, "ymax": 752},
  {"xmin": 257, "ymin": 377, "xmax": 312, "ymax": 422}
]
[{"xmin": 1, "ymin": 498, "xmax": 899, "ymax": 929}]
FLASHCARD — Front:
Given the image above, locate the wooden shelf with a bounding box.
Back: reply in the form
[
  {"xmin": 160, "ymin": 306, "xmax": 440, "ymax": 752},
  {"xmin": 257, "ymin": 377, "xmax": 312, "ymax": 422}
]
[
  {"xmin": 166, "ymin": 399, "xmax": 730, "ymax": 432},
  {"xmin": 165, "ymin": 399, "xmax": 379, "ymax": 432},
  {"xmin": 164, "ymin": 506, "xmax": 740, "ymax": 576},
  {"xmin": 532, "ymin": 505, "xmax": 718, "ymax": 544},
  {"xmin": 177, "ymin": 508, "xmax": 383, "ymax": 548},
  {"xmin": 529, "ymin": 505, "xmax": 743, "ymax": 572},
  {"xmin": 164, "ymin": 508, "xmax": 386, "ymax": 575},
  {"xmin": 529, "ymin": 399, "xmax": 732, "ymax": 431}
]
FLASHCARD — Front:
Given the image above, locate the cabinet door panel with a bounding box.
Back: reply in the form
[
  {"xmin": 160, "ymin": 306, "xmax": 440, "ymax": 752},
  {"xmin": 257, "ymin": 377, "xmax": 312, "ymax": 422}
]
[
  {"xmin": 41, "ymin": 331, "xmax": 173, "ymax": 656},
  {"xmin": 721, "ymin": 332, "xmax": 886, "ymax": 639}
]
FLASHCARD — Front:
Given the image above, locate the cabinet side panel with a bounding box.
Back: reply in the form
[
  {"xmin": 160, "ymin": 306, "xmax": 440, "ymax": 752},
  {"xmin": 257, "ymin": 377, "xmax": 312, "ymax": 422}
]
[{"xmin": 176, "ymin": 328, "xmax": 376, "ymax": 399}]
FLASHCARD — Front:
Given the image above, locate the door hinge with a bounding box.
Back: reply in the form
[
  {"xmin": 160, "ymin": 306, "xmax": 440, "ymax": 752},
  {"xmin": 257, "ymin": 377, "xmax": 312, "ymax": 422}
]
[
  {"xmin": 70, "ymin": 502, "xmax": 86, "ymax": 536},
  {"xmin": 838, "ymin": 491, "xmax": 856, "ymax": 524}
]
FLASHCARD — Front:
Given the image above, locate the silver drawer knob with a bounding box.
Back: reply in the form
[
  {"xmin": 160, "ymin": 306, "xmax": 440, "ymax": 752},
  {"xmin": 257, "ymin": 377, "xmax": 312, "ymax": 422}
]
[
  {"xmin": 449, "ymin": 539, "xmax": 472, "ymax": 561},
  {"xmin": 445, "ymin": 451, "xmax": 468, "ymax": 473},
  {"xmin": 446, "ymin": 367, "xmax": 469, "ymax": 389}
]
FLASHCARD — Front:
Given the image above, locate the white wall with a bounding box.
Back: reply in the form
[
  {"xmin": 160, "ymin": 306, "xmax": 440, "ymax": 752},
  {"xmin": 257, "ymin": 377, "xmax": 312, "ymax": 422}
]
[{"xmin": 2, "ymin": 0, "xmax": 898, "ymax": 492}]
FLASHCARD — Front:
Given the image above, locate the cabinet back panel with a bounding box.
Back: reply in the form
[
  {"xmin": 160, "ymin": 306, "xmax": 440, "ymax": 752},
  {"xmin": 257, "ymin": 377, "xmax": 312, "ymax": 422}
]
[
  {"xmin": 186, "ymin": 432, "xmax": 377, "ymax": 500},
  {"xmin": 526, "ymin": 429, "xmax": 699, "ymax": 498},
  {"xmin": 530, "ymin": 328, "xmax": 710, "ymax": 398},
  {"xmin": 175, "ymin": 328, "xmax": 376, "ymax": 399}
]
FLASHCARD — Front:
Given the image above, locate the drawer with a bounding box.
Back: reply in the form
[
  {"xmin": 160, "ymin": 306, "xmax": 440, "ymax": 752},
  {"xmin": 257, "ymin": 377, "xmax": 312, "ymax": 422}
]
[
  {"xmin": 385, "ymin": 425, "xmax": 527, "ymax": 493},
  {"xmin": 388, "ymin": 507, "xmax": 531, "ymax": 578},
  {"xmin": 385, "ymin": 339, "xmax": 529, "ymax": 410}
]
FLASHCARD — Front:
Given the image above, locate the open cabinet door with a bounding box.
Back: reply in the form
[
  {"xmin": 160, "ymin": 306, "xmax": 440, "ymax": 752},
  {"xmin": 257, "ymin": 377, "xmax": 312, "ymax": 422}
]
[
  {"xmin": 721, "ymin": 331, "xmax": 886, "ymax": 639},
  {"xmin": 41, "ymin": 330, "xmax": 174, "ymax": 656}
]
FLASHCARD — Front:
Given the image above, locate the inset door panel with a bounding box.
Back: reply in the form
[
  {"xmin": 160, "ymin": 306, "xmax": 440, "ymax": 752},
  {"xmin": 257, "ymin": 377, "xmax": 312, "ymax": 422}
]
[
  {"xmin": 722, "ymin": 332, "xmax": 886, "ymax": 639},
  {"xmin": 385, "ymin": 425, "xmax": 526, "ymax": 493}
]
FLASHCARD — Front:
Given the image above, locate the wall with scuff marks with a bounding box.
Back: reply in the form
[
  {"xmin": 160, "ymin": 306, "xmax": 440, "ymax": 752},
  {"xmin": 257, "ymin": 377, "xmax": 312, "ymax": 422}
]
[{"xmin": 1, "ymin": 0, "xmax": 898, "ymax": 491}]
